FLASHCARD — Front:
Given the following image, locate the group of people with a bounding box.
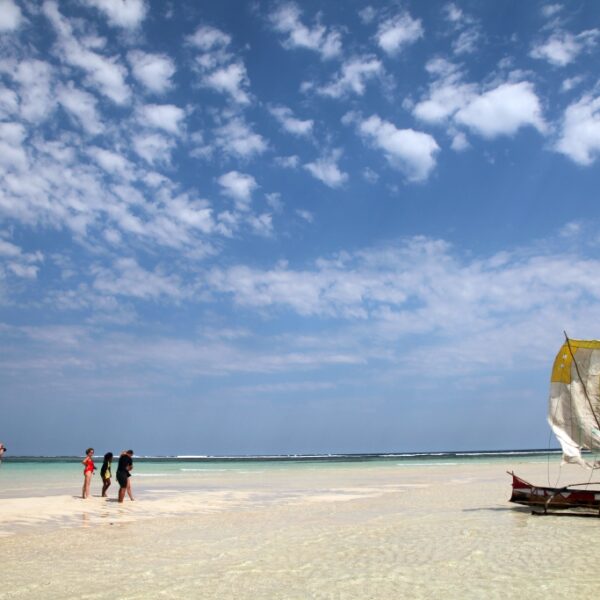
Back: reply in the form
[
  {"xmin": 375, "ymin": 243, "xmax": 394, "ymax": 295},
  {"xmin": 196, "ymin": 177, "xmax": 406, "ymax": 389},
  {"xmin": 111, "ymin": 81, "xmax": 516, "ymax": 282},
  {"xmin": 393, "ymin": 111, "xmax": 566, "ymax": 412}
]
[{"xmin": 82, "ymin": 448, "xmax": 135, "ymax": 503}]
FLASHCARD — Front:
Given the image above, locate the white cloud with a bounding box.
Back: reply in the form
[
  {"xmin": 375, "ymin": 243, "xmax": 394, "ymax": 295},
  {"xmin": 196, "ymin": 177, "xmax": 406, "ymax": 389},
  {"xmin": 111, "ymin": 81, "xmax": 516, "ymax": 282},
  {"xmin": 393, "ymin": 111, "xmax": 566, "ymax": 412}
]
[
  {"xmin": 43, "ymin": 1, "xmax": 131, "ymax": 105},
  {"xmin": 451, "ymin": 131, "xmax": 469, "ymax": 152},
  {"xmin": 443, "ymin": 3, "xmax": 480, "ymax": 55},
  {"xmin": 531, "ymin": 30, "xmax": 599, "ymax": 66},
  {"xmin": 57, "ymin": 82, "xmax": 102, "ymax": 135},
  {"xmin": 136, "ymin": 103, "xmax": 185, "ymax": 135},
  {"xmin": 248, "ymin": 213, "xmax": 273, "ymax": 237},
  {"xmin": 376, "ymin": 12, "xmax": 423, "ymax": 55},
  {"xmin": 0, "ymin": 238, "xmax": 21, "ymax": 258},
  {"xmin": 358, "ymin": 6, "xmax": 377, "ymax": 25},
  {"xmin": 414, "ymin": 61, "xmax": 546, "ymax": 144},
  {"xmin": 304, "ymin": 150, "xmax": 348, "ymax": 188},
  {"xmin": 455, "ymin": 81, "xmax": 546, "ymax": 138},
  {"xmin": 132, "ymin": 132, "xmax": 175, "ymax": 165},
  {"xmin": 413, "ymin": 60, "xmax": 476, "ymax": 124},
  {"xmin": 356, "ymin": 115, "xmax": 439, "ymax": 183},
  {"xmin": 453, "ymin": 28, "xmax": 480, "ymax": 55},
  {"xmin": 444, "ymin": 3, "xmax": 463, "ymax": 23},
  {"xmin": 88, "ymin": 147, "xmax": 136, "ymax": 181},
  {"xmin": 203, "ymin": 62, "xmax": 250, "ymax": 104},
  {"xmin": 128, "ymin": 50, "xmax": 176, "ymax": 94},
  {"xmin": 187, "ymin": 25, "xmax": 231, "ymax": 51},
  {"xmin": 165, "ymin": 194, "xmax": 214, "ymax": 234},
  {"xmin": 317, "ymin": 55, "xmax": 383, "ymax": 98},
  {"xmin": 541, "ymin": 4, "xmax": 563, "ymax": 19},
  {"xmin": 0, "ymin": 238, "xmax": 43, "ymax": 280},
  {"xmin": 0, "ymin": 86, "xmax": 18, "ymax": 119},
  {"xmin": 218, "ymin": 171, "xmax": 258, "ymax": 210},
  {"xmin": 14, "ymin": 60, "xmax": 55, "ymax": 123},
  {"xmin": 561, "ymin": 75, "xmax": 584, "ymax": 93},
  {"xmin": 555, "ymin": 95, "xmax": 600, "ymax": 165},
  {"xmin": 88, "ymin": 0, "xmax": 147, "ymax": 28},
  {"xmin": 204, "ymin": 235, "xmax": 600, "ymax": 378},
  {"xmin": 269, "ymin": 105, "xmax": 313, "ymax": 136},
  {"xmin": 270, "ymin": 2, "xmax": 342, "ymax": 60},
  {"xmin": 265, "ymin": 192, "xmax": 283, "ymax": 213},
  {"xmin": 186, "ymin": 25, "xmax": 251, "ymax": 105},
  {"xmin": 275, "ymin": 155, "xmax": 300, "ymax": 169},
  {"xmin": 559, "ymin": 221, "xmax": 581, "ymax": 238},
  {"xmin": 214, "ymin": 117, "xmax": 267, "ymax": 159},
  {"xmin": 0, "ymin": 0, "xmax": 22, "ymax": 32},
  {"xmin": 0, "ymin": 122, "xmax": 28, "ymax": 171},
  {"xmin": 93, "ymin": 258, "xmax": 182, "ymax": 300},
  {"xmin": 296, "ymin": 209, "xmax": 314, "ymax": 223},
  {"xmin": 362, "ymin": 167, "xmax": 379, "ymax": 183}
]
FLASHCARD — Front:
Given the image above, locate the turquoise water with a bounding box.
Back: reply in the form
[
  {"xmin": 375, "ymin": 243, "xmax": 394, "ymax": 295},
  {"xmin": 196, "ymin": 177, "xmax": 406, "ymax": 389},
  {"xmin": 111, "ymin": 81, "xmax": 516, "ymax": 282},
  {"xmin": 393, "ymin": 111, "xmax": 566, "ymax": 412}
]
[{"xmin": 0, "ymin": 450, "xmax": 558, "ymax": 499}]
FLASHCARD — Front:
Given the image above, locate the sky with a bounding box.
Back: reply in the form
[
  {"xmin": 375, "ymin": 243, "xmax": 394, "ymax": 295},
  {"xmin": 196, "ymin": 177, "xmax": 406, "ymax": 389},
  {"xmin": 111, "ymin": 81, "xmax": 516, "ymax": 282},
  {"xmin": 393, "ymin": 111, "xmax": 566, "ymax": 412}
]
[{"xmin": 2, "ymin": 0, "xmax": 600, "ymax": 456}]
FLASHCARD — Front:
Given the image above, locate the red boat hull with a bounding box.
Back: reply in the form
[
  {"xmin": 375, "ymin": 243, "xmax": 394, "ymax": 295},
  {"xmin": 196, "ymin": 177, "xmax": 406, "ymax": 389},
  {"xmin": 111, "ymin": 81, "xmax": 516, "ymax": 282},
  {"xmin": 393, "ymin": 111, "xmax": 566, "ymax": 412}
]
[{"xmin": 509, "ymin": 472, "xmax": 600, "ymax": 511}]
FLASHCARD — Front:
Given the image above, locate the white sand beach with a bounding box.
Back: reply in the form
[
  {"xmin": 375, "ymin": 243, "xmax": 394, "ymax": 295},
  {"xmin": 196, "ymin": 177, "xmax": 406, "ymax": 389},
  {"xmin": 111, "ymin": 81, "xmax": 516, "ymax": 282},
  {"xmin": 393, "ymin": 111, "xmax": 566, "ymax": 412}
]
[{"xmin": 1, "ymin": 459, "xmax": 600, "ymax": 599}]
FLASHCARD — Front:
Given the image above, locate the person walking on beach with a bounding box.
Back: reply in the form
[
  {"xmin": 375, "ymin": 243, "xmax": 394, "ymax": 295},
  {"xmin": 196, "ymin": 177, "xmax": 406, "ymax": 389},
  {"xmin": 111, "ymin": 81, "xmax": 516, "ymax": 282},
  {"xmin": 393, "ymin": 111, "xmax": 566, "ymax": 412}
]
[
  {"xmin": 117, "ymin": 450, "xmax": 135, "ymax": 503},
  {"xmin": 100, "ymin": 452, "xmax": 113, "ymax": 497},
  {"xmin": 81, "ymin": 448, "xmax": 95, "ymax": 499},
  {"xmin": 0, "ymin": 442, "xmax": 6, "ymax": 463}
]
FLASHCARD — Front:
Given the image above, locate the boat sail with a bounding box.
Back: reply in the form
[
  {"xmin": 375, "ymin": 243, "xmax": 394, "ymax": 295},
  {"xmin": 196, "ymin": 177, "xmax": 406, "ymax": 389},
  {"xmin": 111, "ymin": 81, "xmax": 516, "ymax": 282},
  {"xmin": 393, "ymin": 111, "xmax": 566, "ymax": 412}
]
[
  {"xmin": 509, "ymin": 336, "xmax": 600, "ymax": 513},
  {"xmin": 549, "ymin": 338, "xmax": 600, "ymax": 467}
]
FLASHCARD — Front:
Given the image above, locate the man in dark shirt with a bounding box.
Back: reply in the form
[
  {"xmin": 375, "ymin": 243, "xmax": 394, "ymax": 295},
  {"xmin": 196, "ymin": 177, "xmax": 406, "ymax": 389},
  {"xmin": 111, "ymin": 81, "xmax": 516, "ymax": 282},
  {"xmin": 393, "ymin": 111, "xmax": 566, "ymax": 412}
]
[{"xmin": 117, "ymin": 449, "xmax": 134, "ymax": 503}]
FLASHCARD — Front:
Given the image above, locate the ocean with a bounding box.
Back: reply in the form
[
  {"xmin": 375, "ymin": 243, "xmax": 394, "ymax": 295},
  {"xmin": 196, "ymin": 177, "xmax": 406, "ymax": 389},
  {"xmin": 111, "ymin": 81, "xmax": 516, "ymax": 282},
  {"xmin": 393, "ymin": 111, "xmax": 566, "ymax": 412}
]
[{"xmin": 0, "ymin": 449, "xmax": 561, "ymax": 498}]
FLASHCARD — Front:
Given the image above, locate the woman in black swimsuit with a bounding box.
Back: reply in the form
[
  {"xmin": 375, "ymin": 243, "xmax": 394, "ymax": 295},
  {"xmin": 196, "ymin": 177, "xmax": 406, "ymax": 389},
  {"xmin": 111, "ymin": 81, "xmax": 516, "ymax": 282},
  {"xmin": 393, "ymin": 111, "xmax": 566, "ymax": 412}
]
[{"xmin": 117, "ymin": 450, "xmax": 134, "ymax": 503}]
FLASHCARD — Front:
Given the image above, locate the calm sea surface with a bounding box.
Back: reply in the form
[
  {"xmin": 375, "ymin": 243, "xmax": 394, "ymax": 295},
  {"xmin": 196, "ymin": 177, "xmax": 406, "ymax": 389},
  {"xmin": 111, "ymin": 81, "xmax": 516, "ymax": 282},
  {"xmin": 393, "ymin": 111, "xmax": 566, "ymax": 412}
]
[{"xmin": 0, "ymin": 450, "xmax": 559, "ymax": 498}]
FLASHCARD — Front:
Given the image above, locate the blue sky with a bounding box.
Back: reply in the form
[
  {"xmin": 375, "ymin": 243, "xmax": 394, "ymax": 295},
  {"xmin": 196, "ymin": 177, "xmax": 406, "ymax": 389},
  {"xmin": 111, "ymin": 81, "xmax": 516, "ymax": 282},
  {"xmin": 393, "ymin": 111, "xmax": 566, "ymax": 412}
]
[{"xmin": 2, "ymin": 0, "xmax": 600, "ymax": 455}]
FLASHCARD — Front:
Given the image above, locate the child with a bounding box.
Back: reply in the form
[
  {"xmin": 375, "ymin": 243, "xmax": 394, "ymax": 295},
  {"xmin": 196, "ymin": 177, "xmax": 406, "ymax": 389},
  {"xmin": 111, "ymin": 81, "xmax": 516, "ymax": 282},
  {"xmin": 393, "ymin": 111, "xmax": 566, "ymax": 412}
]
[
  {"xmin": 81, "ymin": 448, "xmax": 95, "ymax": 499},
  {"xmin": 100, "ymin": 452, "xmax": 113, "ymax": 497}
]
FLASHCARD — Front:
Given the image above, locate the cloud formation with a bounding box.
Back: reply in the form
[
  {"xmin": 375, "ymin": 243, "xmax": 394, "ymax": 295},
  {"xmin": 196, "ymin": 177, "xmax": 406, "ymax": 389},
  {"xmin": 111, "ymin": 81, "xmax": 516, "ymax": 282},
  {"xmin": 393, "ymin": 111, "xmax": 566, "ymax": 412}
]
[
  {"xmin": 270, "ymin": 2, "xmax": 342, "ymax": 60},
  {"xmin": 376, "ymin": 12, "xmax": 423, "ymax": 55},
  {"xmin": 88, "ymin": 0, "xmax": 147, "ymax": 28},
  {"xmin": 269, "ymin": 105, "xmax": 313, "ymax": 136},
  {"xmin": 128, "ymin": 51, "xmax": 176, "ymax": 94},
  {"xmin": 0, "ymin": 0, "xmax": 22, "ymax": 32},
  {"xmin": 455, "ymin": 82, "xmax": 546, "ymax": 138},
  {"xmin": 356, "ymin": 115, "xmax": 439, "ymax": 182},
  {"xmin": 414, "ymin": 61, "xmax": 546, "ymax": 141},
  {"xmin": 555, "ymin": 95, "xmax": 600, "ymax": 165},
  {"xmin": 531, "ymin": 30, "xmax": 599, "ymax": 66},
  {"xmin": 316, "ymin": 55, "xmax": 383, "ymax": 98},
  {"xmin": 44, "ymin": 1, "xmax": 132, "ymax": 105},
  {"xmin": 304, "ymin": 150, "xmax": 348, "ymax": 188},
  {"xmin": 218, "ymin": 171, "xmax": 258, "ymax": 210}
]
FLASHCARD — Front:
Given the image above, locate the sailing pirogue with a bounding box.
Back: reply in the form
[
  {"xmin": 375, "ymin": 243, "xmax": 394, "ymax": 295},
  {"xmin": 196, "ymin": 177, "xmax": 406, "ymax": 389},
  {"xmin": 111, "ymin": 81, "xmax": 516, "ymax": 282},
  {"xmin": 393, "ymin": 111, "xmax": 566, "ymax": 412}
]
[
  {"xmin": 509, "ymin": 336, "xmax": 600, "ymax": 514},
  {"xmin": 509, "ymin": 472, "xmax": 600, "ymax": 511}
]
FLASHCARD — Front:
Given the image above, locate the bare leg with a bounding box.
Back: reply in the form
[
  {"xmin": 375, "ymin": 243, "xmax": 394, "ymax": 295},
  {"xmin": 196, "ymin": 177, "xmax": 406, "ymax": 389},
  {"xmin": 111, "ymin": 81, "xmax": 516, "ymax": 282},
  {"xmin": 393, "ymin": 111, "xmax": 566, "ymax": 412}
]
[
  {"xmin": 101, "ymin": 478, "xmax": 111, "ymax": 497},
  {"xmin": 126, "ymin": 477, "xmax": 134, "ymax": 501},
  {"xmin": 118, "ymin": 486, "xmax": 126, "ymax": 503},
  {"xmin": 82, "ymin": 472, "xmax": 92, "ymax": 499}
]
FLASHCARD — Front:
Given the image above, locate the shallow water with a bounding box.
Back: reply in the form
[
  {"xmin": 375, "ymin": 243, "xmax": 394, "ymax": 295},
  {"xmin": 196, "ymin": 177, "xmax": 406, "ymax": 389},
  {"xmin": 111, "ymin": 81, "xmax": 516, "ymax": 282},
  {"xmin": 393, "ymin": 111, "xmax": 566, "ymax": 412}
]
[{"xmin": 1, "ymin": 455, "xmax": 599, "ymax": 599}]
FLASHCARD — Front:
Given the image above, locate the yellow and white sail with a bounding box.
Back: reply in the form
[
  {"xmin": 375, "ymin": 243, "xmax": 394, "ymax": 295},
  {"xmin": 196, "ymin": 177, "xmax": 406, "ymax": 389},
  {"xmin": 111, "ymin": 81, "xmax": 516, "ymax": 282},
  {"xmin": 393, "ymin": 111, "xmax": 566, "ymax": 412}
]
[{"xmin": 549, "ymin": 338, "xmax": 600, "ymax": 467}]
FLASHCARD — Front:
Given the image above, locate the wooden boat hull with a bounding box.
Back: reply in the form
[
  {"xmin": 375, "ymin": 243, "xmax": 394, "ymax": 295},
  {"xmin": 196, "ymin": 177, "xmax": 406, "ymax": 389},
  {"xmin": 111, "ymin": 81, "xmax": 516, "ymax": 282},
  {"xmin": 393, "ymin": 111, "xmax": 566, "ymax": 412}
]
[{"xmin": 509, "ymin": 472, "xmax": 600, "ymax": 511}]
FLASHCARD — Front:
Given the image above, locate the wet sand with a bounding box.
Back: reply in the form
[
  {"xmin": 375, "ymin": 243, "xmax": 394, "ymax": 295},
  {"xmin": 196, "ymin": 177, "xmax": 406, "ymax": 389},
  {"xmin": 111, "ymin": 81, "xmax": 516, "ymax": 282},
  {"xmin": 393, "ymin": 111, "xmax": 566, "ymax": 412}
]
[{"xmin": 1, "ymin": 460, "xmax": 599, "ymax": 599}]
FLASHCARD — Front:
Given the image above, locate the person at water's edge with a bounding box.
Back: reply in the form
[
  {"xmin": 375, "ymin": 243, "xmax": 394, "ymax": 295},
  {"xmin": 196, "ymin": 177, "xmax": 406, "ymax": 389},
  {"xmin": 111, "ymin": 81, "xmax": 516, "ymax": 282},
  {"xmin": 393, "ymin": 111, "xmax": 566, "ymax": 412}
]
[{"xmin": 117, "ymin": 450, "xmax": 134, "ymax": 503}]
